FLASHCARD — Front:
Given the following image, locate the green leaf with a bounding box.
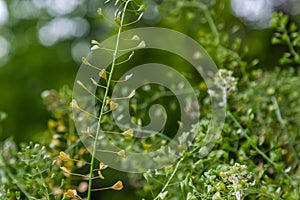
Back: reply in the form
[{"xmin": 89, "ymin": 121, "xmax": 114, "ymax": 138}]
[
  {"xmin": 290, "ymin": 23, "xmax": 298, "ymax": 32},
  {"xmin": 0, "ymin": 111, "xmax": 7, "ymax": 122},
  {"xmin": 280, "ymin": 15, "xmax": 289, "ymax": 28},
  {"xmin": 271, "ymin": 37, "xmax": 281, "ymax": 45}
]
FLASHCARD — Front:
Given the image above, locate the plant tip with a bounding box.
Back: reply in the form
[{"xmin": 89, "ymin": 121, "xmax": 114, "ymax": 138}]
[
  {"xmin": 137, "ymin": 41, "xmax": 146, "ymax": 48},
  {"xmin": 99, "ymin": 162, "xmax": 108, "ymax": 170},
  {"xmin": 111, "ymin": 180, "xmax": 123, "ymax": 190},
  {"xmin": 117, "ymin": 150, "xmax": 126, "ymax": 157},
  {"xmin": 59, "ymin": 152, "xmax": 70, "ymax": 161},
  {"xmin": 122, "ymin": 129, "xmax": 134, "ymax": 137}
]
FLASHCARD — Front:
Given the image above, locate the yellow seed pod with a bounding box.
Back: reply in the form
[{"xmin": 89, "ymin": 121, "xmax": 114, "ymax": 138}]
[
  {"xmin": 220, "ymin": 172, "xmax": 225, "ymax": 177},
  {"xmin": 99, "ymin": 162, "xmax": 108, "ymax": 170},
  {"xmin": 57, "ymin": 125, "xmax": 67, "ymax": 132},
  {"xmin": 117, "ymin": 150, "xmax": 126, "ymax": 158},
  {"xmin": 59, "ymin": 152, "xmax": 70, "ymax": 161},
  {"xmin": 64, "ymin": 161, "xmax": 74, "ymax": 169},
  {"xmin": 69, "ymin": 135, "xmax": 78, "ymax": 143},
  {"xmin": 98, "ymin": 170, "xmax": 105, "ymax": 179},
  {"xmin": 142, "ymin": 142, "xmax": 152, "ymax": 150},
  {"xmin": 99, "ymin": 69, "xmax": 107, "ymax": 80},
  {"xmin": 115, "ymin": 17, "xmax": 121, "ymax": 25},
  {"xmin": 110, "ymin": 101, "xmax": 119, "ymax": 111},
  {"xmin": 48, "ymin": 119, "xmax": 57, "ymax": 128},
  {"xmin": 122, "ymin": 129, "xmax": 134, "ymax": 137},
  {"xmin": 199, "ymin": 82, "xmax": 207, "ymax": 90},
  {"xmin": 65, "ymin": 189, "xmax": 82, "ymax": 199},
  {"xmin": 60, "ymin": 166, "xmax": 71, "ymax": 174},
  {"xmin": 111, "ymin": 180, "xmax": 123, "ymax": 190}
]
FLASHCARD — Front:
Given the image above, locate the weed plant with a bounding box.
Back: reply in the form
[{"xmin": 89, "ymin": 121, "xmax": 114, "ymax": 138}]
[{"xmin": 0, "ymin": 1, "xmax": 300, "ymax": 200}]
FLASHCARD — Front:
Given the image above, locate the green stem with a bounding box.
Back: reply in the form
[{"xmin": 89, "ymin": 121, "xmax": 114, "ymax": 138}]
[
  {"xmin": 36, "ymin": 165, "xmax": 50, "ymax": 200},
  {"xmin": 271, "ymin": 97, "xmax": 300, "ymax": 164},
  {"xmin": 227, "ymin": 111, "xmax": 277, "ymax": 166},
  {"xmin": 181, "ymin": 2, "xmax": 220, "ymax": 42},
  {"xmin": 153, "ymin": 156, "xmax": 184, "ymax": 200},
  {"xmin": 227, "ymin": 111, "xmax": 292, "ymax": 181},
  {"xmin": 86, "ymin": 1, "xmax": 131, "ymax": 199},
  {"xmin": 283, "ymin": 29, "xmax": 300, "ymax": 59}
]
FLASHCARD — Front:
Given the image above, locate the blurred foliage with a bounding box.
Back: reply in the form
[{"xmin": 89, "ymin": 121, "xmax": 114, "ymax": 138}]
[
  {"xmin": 270, "ymin": 12, "xmax": 300, "ymax": 65},
  {"xmin": 0, "ymin": 139, "xmax": 63, "ymax": 200},
  {"xmin": 131, "ymin": 7, "xmax": 300, "ymax": 200},
  {"xmin": 137, "ymin": 66, "xmax": 300, "ymax": 199},
  {"xmin": 0, "ymin": 0, "xmax": 109, "ymax": 140}
]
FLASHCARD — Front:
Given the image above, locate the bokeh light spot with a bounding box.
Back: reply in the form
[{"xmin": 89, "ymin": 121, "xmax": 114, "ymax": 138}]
[
  {"xmin": 38, "ymin": 17, "xmax": 89, "ymax": 46},
  {"xmin": 0, "ymin": 0, "xmax": 9, "ymax": 25}
]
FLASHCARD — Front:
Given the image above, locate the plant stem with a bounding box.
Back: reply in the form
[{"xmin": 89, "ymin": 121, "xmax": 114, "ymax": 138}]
[
  {"xmin": 181, "ymin": 2, "xmax": 220, "ymax": 43},
  {"xmin": 227, "ymin": 111, "xmax": 278, "ymax": 166},
  {"xmin": 86, "ymin": 1, "xmax": 130, "ymax": 199},
  {"xmin": 36, "ymin": 165, "xmax": 50, "ymax": 200},
  {"xmin": 227, "ymin": 111, "xmax": 293, "ymax": 181},
  {"xmin": 271, "ymin": 97, "xmax": 300, "ymax": 164},
  {"xmin": 283, "ymin": 29, "xmax": 300, "ymax": 59},
  {"xmin": 153, "ymin": 156, "xmax": 184, "ymax": 200}
]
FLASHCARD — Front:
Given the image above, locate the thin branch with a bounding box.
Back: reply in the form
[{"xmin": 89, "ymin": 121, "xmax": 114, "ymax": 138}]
[
  {"xmin": 153, "ymin": 157, "xmax": 184, "ymax": 200},
  {"xmin": 87, "ymin": 1, "xmax": 131, "ymax": 199},
  {"xmin": 227, "ymin": 111, "xmax": 293, "ymax": 181},
  {"xmin": 271, "ymin": 96, "xmax": 300, "ymax": 164}
]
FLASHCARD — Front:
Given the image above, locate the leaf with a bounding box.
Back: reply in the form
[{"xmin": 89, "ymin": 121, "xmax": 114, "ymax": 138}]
[{"xmin": 0, "ymin": 112, "xmax": 7, "ymax": 122}]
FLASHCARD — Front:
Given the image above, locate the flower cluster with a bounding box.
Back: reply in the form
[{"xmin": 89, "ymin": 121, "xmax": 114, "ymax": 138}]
[{"xmin": 220, "ymin": 163, "xmax": 255, "ymax": 200}]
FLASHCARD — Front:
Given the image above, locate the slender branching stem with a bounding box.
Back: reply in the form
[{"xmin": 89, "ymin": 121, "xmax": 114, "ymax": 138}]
[
  {"xmin": 271, "ymin": 97, "xmax": 300, "ymax": 164},
  {"xmin": 153, "ymin": 156, "xmax": 184, "ymax": 200},
  {"xmin": 181, "ymin": 2, "xmax": 220, "ymax": 43},
  {"xmin": 227, "ymin": 111, "xmax": 293, "ymax": 181},
  {"xmin": 86, "ymin": 1, "xmax": 131, "ymax": 199},
  {"xmin": 283, "ymin": 29, "xmax": 300, "ymax": 59}
]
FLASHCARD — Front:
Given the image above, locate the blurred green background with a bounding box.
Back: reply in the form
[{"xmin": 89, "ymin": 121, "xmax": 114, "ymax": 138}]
[
  {"xmin": 0, "ymin": 0, "xmax": 299, "ymax": 141},
  {"xmin": 0, "ymin": 0, "xmax": 300, "ymax": 199}
]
